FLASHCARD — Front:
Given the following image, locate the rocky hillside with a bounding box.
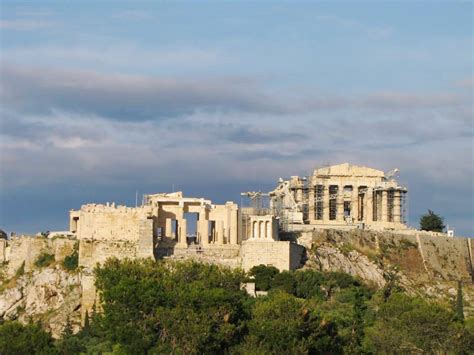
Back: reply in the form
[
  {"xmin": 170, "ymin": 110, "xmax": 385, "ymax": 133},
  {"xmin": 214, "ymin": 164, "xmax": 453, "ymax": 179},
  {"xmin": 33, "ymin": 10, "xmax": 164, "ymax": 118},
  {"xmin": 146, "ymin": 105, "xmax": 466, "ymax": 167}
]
[
  {"xmin": 297, "ymin": 229, "xmax": 474, "ymax": 316},
  {"xmin": 0, "ymin": 236, "xmax": 81, "ymax": 338},
  {"xmin": 0, "ymin": 266, "xmax": 81, "ymax": 338}
]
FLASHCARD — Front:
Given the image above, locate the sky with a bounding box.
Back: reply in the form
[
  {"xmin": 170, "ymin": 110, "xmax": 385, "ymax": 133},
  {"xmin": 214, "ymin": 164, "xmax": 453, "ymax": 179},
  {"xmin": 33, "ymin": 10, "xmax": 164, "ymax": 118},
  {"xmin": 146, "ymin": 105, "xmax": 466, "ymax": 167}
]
[{"xmin": 0, "ymin": 1, "xmax": 472, "ymax": 236}]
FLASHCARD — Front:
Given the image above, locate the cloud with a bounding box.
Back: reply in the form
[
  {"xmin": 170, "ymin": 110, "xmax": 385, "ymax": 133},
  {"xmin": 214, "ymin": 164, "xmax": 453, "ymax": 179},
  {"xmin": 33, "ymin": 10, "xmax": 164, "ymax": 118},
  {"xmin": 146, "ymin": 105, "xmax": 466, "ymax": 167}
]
[
  {"xmin": 0, "ymin": 64, "xmax": 291, "ymax": 121},
  {"xmin": 3, "ymin": 44, "xmax": 227, "ymax": 73},
  {"xmin": 2, "ymin": 64, "xmax": 470, "ymax": 126},
  {"xmin": 0, "ymin": 19, "xmax": 55, "ymax": 30}
]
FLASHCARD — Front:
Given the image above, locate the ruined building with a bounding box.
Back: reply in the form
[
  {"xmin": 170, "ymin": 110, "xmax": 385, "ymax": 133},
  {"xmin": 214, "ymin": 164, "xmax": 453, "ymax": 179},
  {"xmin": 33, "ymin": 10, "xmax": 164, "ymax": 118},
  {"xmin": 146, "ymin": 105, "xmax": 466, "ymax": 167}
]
[{"xmin": 270, "ymin": 163, "xmax": 408, "ymax": 230}]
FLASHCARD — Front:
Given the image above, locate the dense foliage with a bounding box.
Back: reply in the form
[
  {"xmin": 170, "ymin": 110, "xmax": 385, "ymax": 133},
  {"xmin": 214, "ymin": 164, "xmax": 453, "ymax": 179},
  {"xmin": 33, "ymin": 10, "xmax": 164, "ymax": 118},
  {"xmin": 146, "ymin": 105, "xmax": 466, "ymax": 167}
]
[
  {"xmin": 419, "ymin": 209, "xmax": 446, "ymax": 232},
  {"xmin": 0, "ymin": 260, "xmax": 472, "ymax": 354}
]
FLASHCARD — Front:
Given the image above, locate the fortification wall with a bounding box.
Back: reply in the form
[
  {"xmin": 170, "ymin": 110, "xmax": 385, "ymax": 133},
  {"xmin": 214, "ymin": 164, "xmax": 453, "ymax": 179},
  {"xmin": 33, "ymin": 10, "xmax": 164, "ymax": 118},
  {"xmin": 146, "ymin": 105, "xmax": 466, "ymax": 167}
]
[
  {"xmin": 78, "ymin": 239, "xmax": 138, "ymax": 269},
  {"xmin": 74, "ymin": 205, "xmax": 153, "ymax": 242},
  {"xmin": 0, "ymin": 236, "xmax": 76, "ymax": 278},
  {"xmin": 305, "ymin": 229, "xmax": 473, "ymax": 283},
  {"xmin": 240, "ymin": 240, "xmax": 305, "ymax": 271}
]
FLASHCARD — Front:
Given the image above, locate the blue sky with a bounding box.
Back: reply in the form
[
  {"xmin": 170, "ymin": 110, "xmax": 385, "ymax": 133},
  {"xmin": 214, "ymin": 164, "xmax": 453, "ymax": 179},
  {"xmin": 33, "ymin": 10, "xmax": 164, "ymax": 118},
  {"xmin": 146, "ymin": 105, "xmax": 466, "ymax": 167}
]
[{"xmin": 0, "ymin": 1, "xmax": 472, "ymax": 236}]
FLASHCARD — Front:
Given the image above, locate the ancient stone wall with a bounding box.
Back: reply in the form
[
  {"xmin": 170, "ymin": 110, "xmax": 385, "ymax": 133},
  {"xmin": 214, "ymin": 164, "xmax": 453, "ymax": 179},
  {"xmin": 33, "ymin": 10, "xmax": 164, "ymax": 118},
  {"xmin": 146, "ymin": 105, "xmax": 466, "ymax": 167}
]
[
  {"xmin": 72, "ymin": 204, "xmax": 154, "ymax": 242},
  {"xmin": 1, "ymin": 236, "xmax": 76, "ymax": 278},
  {"xmin": 304, "ymin": 229, "xmax": 473, "ymax": 283},
  {"xmin": 240, "ymin": 240, "xmax": 305, "ymax": 271}
]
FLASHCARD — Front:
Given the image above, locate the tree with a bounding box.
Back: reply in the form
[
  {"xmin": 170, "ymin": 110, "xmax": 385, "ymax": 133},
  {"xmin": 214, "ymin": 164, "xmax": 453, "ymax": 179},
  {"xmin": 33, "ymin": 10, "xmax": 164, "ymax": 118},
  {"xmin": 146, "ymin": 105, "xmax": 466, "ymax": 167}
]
[
  {"xmin": 0, "ymin": 321, "xmax": 57, "ymax": 355},
  {"xmin": 93, "ymin": 258, "xmax": 249, "ymax": 353},
  {"xmin": 237, "ymin": 291, "xmax": 341, "ymax": 354},
  {"xmin": 364, "ymin": 293, "xmax": 455, "ymax": 353},
  {"xmin": 248, "ymin": 265, "xmax": 279, "ymax": 291},
  {"xmin": 419, "ymin": 209, "xmax": 445, "ymax": 232}
]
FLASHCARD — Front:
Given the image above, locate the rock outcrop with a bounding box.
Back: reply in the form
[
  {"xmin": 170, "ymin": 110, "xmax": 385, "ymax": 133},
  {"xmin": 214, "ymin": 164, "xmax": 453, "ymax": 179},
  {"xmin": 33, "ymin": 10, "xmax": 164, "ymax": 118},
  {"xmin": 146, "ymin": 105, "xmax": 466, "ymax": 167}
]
[
  {"xmin": 300, "ymin": 229, "xmax": 474, "ymax": 316},
  {"xmin": 0, "ymin": 266, "xmax": 81, "ymax": 338}
]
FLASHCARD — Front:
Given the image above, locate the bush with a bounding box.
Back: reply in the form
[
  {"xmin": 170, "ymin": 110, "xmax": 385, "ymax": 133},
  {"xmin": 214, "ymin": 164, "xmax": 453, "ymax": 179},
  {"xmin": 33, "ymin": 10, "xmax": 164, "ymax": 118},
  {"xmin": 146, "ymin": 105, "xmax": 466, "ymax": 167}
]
[
  {"xmin": 239, "ymin": 291, "xmax": 342, "ymax": 354},
  {"xmin": 248, "ymin": 264, "xmax": 279, "ymax": 291},
  {"xmin": 0, "ymin": 321, "xmax": 56, "ymax": 355},
  {"xmin": 63, "ymin": 244, "xmax": 79, "ymax": 271},
  {"xmin": 35, "ymin": 253, "xmax": 55, "ymax": 268},
  {"xmin": 271, "ymin": 271, "xmax": 297, "ymax": 294}
]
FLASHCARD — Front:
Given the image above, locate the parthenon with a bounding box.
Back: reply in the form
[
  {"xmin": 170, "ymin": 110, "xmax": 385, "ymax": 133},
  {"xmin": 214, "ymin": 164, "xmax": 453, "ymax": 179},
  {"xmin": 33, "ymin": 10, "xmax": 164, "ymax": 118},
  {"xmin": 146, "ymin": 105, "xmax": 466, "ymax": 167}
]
[{"xmin": 270, "ymin": 163, "xmax": 408, "ymax": 230}]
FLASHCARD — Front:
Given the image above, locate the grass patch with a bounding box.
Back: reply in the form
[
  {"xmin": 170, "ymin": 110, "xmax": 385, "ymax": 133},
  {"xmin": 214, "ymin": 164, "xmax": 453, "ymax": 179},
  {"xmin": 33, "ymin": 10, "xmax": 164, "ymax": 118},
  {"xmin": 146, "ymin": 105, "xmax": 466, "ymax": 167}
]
[{"xmin": 399, "ymin": 238, "xmax": 418, "ymax": 250}]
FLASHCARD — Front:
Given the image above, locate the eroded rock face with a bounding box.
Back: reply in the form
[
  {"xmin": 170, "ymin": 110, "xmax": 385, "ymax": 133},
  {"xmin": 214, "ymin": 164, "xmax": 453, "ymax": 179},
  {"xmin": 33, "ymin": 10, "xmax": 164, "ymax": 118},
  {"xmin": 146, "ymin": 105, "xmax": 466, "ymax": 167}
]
[
  {"xmin": 305, "ymin": 243, "xmax": 387, "ymax": 288},
  {"xmin": 0, "ymin": 266, "xmax": 81, "ymax": 338}
]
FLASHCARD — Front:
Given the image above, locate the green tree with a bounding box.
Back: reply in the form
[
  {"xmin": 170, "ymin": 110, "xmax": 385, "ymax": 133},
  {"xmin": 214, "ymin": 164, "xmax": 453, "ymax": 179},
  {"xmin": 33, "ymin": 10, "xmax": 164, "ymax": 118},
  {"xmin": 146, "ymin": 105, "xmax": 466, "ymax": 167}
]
[
  {"xmin": 364, "ymin": 293, "xmax": 456, "ymax": 353},
  {"xmin": 271, "ymin": 271, "xmax": 296, "ymax": 294},
  {"xmin": 94, "ymin": 258, "xmax": 249, "ymax": 354},
  {"xmin": 248, "ymin": 264, "xmax": 279, "ymax": 291},
  {"xmin": 419, "ymin": 209, "xmax": 445, "ymax": 232},
  {"xmin": 0, "ymin": 321, "xmax": 57, "ymax": 355},
  {"xmin": 236, "ymin": 291, "xmax": 341, "ymax": 354}
]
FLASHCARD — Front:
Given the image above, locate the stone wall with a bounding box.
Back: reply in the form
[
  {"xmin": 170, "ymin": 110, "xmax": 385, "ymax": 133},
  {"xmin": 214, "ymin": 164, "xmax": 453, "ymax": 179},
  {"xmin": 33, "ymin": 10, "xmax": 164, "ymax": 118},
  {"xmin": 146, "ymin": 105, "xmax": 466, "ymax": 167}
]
[
  {"xmin": 1, "ymin": 236, "xmax": 76, "ymax": 278},
  {"xmin": 240, "ymin": 240, "xmax": 305, "ymax": 271},
  {"xmin": 304, "ymin": 229, "xmax": 473, "ymax": 283},
  {"xmin": 72, "ymin": 204, "xmax": 154, "ymax": 242}
]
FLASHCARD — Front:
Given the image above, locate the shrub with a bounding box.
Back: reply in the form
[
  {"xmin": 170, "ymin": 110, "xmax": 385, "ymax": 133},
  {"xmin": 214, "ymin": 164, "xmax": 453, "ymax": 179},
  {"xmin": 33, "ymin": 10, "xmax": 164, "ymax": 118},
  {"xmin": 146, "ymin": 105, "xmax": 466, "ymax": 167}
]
[
  {"xmin": 63, "ymin": 243, "xmax": 79, "ymax": 271},
  {"xmin": 34, "ymin": 253, "xmax": 55, "ymax": 268},
  {"xmin": 0, "ymin": 321, "xmax": 56, "ymax": 355},
  {"xmin": 15, "ymin": 261, "xmax": 25, "ymax": 278},
  {"xmin": 248, "ymin": 264, "xmax": 279, "ymax": 291}
]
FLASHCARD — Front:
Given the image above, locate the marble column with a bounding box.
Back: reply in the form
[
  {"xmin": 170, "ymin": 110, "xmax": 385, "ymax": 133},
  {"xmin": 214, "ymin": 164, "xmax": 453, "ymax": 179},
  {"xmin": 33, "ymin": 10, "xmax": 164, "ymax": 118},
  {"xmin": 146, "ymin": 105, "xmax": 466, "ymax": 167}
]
[
  {"xmin": 165, "ymin": 218, "xmax": 172, "ymax": 238},
  {"xmin": 351, "ymin": 186, "xmax": 359, "ymax": 222},
  {"xmin": 323, "ymin": 184, "xmax": 330, "ymax": 222},
  {"xmin": 198, "ymin": 208, "xmax": 209, "ymax": 245},
  {"xmin": 337, "ymin": 185, "xmax": 344, "ymax": 222},
  {"xmin": 381, "ymin": 190, "xmax": 388, "ymax": 222},
  {"xmin": 393, "ymin": 190, "xmax": 401, "ymax": 223},
  {"xmin": 259, "ymin": 221, "xmax": 265, "ymax": 239},
  {"xmin": 178, "ymin": 219, "xmax": 187, "ymax": 246},
  {"xmin": 365, "ymin": 187, "xmax": 374, "ymax": 223},
  {"xmin": 230, "ymin": 208, "xmax": 238, "ymax": 245},
  {"xmin": 216, "ymin": 220, "xmax": 224, "ymax": 244}
]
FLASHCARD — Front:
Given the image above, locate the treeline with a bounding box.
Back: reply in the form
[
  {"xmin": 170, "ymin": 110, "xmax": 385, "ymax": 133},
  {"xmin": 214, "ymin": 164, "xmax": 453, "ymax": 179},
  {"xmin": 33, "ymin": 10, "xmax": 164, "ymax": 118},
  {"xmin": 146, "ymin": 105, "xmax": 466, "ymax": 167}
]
[{"xmin": 0, "ymin": 259, "xmax": 473, "ymax": 354}]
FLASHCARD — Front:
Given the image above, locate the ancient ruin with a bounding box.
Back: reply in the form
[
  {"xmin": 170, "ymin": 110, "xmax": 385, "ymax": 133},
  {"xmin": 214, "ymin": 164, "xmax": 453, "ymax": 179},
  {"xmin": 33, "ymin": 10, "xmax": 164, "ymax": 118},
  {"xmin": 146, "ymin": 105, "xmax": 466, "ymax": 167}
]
[
  {"xmin": 270, "ymin": 163, "xmax": 408, "ymax": 230},
  {"xmin": 2, "ymin": 163, "xmax": 471, "ymax": 325}
]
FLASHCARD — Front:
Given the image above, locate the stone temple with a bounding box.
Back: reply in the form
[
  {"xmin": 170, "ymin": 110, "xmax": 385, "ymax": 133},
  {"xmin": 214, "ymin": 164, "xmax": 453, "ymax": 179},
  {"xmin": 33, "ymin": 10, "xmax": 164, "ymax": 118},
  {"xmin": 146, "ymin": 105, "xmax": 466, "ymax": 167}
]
[{"xmin": 270, "ymin": 163, "xmax": 408, "ymax": 230}]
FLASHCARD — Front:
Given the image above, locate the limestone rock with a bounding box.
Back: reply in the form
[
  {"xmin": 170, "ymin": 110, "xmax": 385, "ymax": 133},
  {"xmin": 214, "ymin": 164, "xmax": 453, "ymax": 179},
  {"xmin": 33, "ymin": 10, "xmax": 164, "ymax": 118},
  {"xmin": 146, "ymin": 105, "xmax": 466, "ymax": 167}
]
[
  {"xmin": 306, "ymin": 243, "xmax": 387, "ymax": 288},
  {"xmin": 0, "ymin": 266, "xmax": 81, "ymax": 338}
]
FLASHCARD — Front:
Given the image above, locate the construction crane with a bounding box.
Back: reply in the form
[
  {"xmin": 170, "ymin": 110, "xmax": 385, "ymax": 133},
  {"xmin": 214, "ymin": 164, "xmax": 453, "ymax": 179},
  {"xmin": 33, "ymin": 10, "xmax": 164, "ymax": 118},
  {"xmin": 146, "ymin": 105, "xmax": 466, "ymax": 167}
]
[
  {"xmin": 385, "ymin": 168, "xmax": 400, "ymax": 180},
  {"xmin": 240, "ymin": 191, "xmax": 269, "ymax": 210}
]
